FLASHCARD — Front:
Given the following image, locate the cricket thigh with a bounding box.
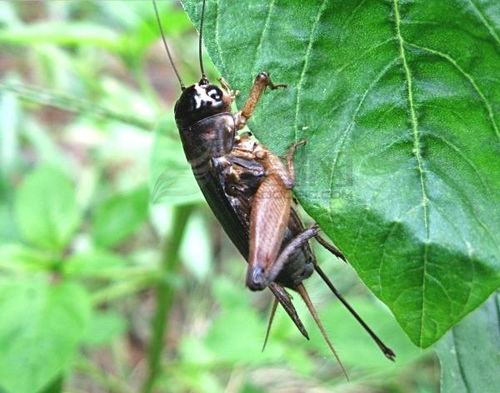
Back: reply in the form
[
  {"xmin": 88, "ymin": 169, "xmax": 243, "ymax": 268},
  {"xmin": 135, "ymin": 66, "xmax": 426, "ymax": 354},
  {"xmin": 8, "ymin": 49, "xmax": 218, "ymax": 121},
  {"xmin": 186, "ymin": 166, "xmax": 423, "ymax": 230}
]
[{"xmin": 248, "ymin": 175, "xmax": 291, "ymax": 274}]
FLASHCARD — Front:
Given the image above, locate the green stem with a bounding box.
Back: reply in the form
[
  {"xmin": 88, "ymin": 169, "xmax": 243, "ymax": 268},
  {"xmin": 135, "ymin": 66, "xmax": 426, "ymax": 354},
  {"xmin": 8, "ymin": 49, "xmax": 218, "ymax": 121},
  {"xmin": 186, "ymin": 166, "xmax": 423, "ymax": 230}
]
[
  {"xmin": 91, "ymin": 272, "xmax": 158, "ymax": 305},
  {"xmin": 142, "ymin": 204, "xmax": 194, "ymax": 393},
  {"xmin": 0, "ymin": 81, "xmax": 153, "ymax": 130}
]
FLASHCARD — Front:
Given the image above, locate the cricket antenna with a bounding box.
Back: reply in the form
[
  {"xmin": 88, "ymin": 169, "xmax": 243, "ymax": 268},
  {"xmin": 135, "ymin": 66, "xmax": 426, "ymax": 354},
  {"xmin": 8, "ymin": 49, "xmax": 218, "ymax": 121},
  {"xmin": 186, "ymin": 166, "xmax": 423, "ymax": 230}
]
[
  {"xmin": 314, "ymin": 265, "xmax": 396, "ymax": 361},
  {"xmin": 152, "ymin": 0, "xmax": 185, "ymax": 90},
  {"xmin": 198, "ymin": 0, "xmax": 208, "ymax": 85}
]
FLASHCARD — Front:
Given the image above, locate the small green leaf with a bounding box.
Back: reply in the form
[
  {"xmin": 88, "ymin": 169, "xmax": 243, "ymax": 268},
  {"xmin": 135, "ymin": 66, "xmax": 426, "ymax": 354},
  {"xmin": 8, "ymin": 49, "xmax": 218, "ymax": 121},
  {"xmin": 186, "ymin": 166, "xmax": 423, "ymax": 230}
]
[
  {"xmin": 63, "ymin": 249, "xmax": 127, "ymax": 278},
  {"xmin": 180, "ymin": 211, "xmax": 213, "ymax": 281},
  {"xmin": 150, "ymin": 115, "xmax": 203, "ymax": 205},
  {"xmin": 0, "ymin": 200, "xmax": 20, "ymax": 245},
  {"xmin": 205, "ymin": 308, "xmax": 275, "ymax": 364},
  {"xmin": 0, "ymin": 278, "xmax": 91, "ymax": 393},
  {"xmin": 82, "ymin": 311, "xmax": 127, "ymax": 346},
  {"xmin": 0, "ymin": 244, "xmax": 54, "ymax": 272},
  {"xmin": 15, "ymin": 166, "xmax": 81, "ymax": 252},
  {"xmin": 91, "ymin": 186, "xmax": 149, "ymax": 248},
  {"xmin": 206, "ymin": 278, "xmax": 285, "ymax": 364},
  {"xmin": 436, "ymin": 293, "xmax": 500, "ymax": 393},
  {"xmin": 182, "ymin": 0, "xmax": 500, "ymax": 347}
]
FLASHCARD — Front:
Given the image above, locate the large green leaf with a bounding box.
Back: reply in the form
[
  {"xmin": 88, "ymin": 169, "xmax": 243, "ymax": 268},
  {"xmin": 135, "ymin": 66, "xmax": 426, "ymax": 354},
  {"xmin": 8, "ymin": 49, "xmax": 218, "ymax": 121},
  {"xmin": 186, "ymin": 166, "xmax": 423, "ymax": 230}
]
[
  {"xmin": 180, "ymin": 0, "xmax": 500, "ymax": 347},
  {"xmin": 0, "ymin": 278, "xmax": 91, "ymax": 393},
  {"xmin": 435, "ymin": 293, "xmax": 500, "ymax": 393}
]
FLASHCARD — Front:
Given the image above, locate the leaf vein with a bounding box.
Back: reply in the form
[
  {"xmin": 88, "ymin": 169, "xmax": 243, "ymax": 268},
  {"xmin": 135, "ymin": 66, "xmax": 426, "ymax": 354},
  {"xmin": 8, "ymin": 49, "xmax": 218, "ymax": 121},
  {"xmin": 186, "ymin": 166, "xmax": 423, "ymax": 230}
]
[
  {"xmin": 351, "ymin": 163, "xmax": 414, "ymax": 266},
  {"xmin": 466, "ymin": 0, "xmax": 500, "ymax": 46},
  {"xmin": 425, "ymin": 158, "xmax": 500, "ymax": 256},
  {"xmin": 341, "ymin": 0, "xmax": 368, "ymax": 32},
  {"xmin": 251, "ymin": 0, "xmax": 275, "ymax": 76},
  {"xmin": 427, "ymin": 133, "xmax": 491, "ymax": 193},
  {"xmin": 335, "ymin": 38, "xmax": 396, "ymax": 74},
  {"xmin": 393, "ymin": 0, "xmax": 430, "ymax": 348},
  {"xmin": 377, "ymin": 220, "xmax": 400, "ymax": 296},
  {"xmin": 452, "ymin": 328, "xmax": 473, "ymax": 393},
  {"xmin": 425, "ymin": 271, "xmax": 453, "ymax": 306},
  {"xmin": 431, "ymin": 202, "xmax": 475, "ymax": 311},
  {"xmin": 327, "ymin": 58, "xmax": 398, "ymax": 224},
  {"xmin": 293, "ymin": 0, "xmax": 328, "ymax": 143},
  {"xmin": 406, "ymin": 41, "xmax": 500, "ymax": 141}
]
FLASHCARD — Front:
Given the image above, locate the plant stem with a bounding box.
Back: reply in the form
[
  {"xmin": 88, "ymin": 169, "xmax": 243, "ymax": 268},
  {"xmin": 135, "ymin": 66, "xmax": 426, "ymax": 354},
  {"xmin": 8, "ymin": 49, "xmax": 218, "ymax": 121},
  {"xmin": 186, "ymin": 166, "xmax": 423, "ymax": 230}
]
[
  {"xmin": 0, "ymin": 81, "xmax": 153, "ymax": 130},
  {"xmin": 142, "ymin": 204, "xmax": 194, "ymax": 393},
  {"xmin": 91, "ymin": 271, "xmax": 159, "ymax": 305}
]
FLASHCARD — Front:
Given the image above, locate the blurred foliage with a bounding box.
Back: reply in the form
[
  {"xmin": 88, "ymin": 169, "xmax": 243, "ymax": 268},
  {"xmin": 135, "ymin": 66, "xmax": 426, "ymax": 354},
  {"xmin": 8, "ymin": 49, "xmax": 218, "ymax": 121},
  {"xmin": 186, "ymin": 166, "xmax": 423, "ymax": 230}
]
[
  {"xmin": 436, "ymin": 293, "xmax": 500, "ymax": 393},
  {"xmin": 0, "ymin": 1, "xmax": 444, "ymax": 393}
]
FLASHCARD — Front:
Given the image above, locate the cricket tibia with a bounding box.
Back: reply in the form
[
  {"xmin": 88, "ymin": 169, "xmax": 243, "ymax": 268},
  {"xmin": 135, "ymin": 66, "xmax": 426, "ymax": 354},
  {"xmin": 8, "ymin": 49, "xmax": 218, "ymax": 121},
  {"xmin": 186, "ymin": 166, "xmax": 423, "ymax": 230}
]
[
  {"xmin": 262, "ymin": 297, "xmax": 279, "ymax": 352},
  {"xmin": 268, "ymin": 283, "xmax": 309, "ymax": 340},
  {"xmin": 314, "ymin": 264, "xmax": 396, "ymax": 361}
]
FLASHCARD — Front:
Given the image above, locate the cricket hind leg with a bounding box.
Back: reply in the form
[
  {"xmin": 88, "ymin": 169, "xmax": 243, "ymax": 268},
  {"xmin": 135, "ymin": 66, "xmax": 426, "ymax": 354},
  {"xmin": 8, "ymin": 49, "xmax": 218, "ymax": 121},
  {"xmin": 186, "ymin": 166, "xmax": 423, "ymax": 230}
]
[
  {"xmin": 268, "ymin": 282, "xmax": 309, "ymax": 340},
  {"xmin": 265, "ymin": 224, "xmax": 320, "ymax": 286},
  {"xmin": 260, "ymin": 225, "xmax": 318, "ymax": 348},
  {"xmin": 273, "ymin": 225, "xmax": 395, "ymax": 361},
  {"xmin": 296, "ymin": 283, "xmax": 349, "ymax": 380},
  {"xmin": 265, "ymin": 226, "xmax": 394, "ymax": 366},
  {"xmin": 314, "ymin": 264, "xmax": 396, "ymax": 361}
]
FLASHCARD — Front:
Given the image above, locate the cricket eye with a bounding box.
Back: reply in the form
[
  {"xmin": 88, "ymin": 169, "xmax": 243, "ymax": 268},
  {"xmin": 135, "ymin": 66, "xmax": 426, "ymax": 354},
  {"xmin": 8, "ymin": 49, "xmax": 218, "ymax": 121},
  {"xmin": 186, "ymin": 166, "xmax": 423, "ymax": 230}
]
[{"xmin": 207, "ymin": 88, "xmax": 222, "ymax": 102}]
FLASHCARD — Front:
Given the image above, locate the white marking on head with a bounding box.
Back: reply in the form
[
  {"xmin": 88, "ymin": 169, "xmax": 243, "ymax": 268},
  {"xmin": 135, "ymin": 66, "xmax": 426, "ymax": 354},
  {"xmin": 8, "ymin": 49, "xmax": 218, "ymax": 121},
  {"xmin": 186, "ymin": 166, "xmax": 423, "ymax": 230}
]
[
  {"xmin": 193, "ymin": 84, "xmax": 217, "ymax": 109},
  {"xmin": 194, "ymin": 94, "xmax": 202, "ymax": 109}
]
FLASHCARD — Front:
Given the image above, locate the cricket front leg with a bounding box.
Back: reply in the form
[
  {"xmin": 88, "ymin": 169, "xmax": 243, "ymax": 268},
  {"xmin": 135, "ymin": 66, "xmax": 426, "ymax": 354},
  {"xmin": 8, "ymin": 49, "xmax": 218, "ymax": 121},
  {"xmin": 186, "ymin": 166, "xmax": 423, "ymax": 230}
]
[{"xmin": 235, "ymin": 72, "xmax": 287, "ymax": 129}]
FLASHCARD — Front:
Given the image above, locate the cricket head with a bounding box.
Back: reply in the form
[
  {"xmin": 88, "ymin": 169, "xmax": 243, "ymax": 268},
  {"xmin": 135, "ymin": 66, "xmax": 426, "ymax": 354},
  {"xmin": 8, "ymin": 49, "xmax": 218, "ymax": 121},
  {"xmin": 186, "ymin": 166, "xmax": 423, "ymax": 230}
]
[{"xmin": 174, "ymin": 78, "xmax": 233, "ymax": 129}]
